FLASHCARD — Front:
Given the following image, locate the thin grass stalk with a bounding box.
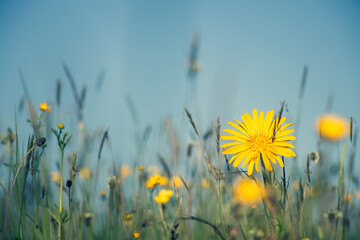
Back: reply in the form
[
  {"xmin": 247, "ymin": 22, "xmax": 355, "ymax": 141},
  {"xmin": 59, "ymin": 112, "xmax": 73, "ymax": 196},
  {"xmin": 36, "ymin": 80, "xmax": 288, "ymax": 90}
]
[
  {"xmin": 158, "ymin": 203, "xmax": 168, "ymax": 234},
  {"xmin": 3, "ymin": 144, "xmax": 36, "ymax": 236},
  {"xmin": 58, "ymin": 149, "xmax": 64, "ymax": 239}
]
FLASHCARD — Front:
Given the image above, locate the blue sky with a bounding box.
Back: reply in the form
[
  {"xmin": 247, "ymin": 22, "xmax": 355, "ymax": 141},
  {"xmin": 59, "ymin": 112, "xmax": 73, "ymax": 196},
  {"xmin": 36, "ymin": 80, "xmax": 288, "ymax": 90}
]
[{"xmin": 1, "ymin": 1, "xmax": 360, "ymax": 175}]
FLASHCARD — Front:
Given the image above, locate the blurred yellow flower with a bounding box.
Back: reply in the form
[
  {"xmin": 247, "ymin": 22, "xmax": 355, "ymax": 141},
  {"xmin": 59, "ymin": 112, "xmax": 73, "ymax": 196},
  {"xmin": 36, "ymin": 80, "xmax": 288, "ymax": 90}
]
[
  {"xmin": 39, "ymin": 102, "xmax": 52, "ymax": 112},
  {"xmin": 159, "ymin": 176, "xmax": 168, "ymax": 186},
  {"xmin": 79, "ymin": 167, "xmax": 91, "ymax": 179},
  {"xmin": 123, "ymin": 214, "xmax": 132, "ymax": 221},
  {"xmin": 201, "ymin": 178, "xmax": 211, "ymax": 188},
  {"xmin": 101, "ymin": 190, "xmax": 106, "ymax": 196},
  {"xmin": 155, "ymin": 189, "xmax": 173, "ymax": 204},
  {"xmin": 171, "ymin": 176, "xmax": 184, "ymax": 188},
  {"xmin": 50, "ymin": 171, "xmax": 60, "ymax": 184},
  {"xmin": 133, "ymin": 231, "xmax": 140, "ymax": 239},
  {"xmin": 221, "ymin": 109, "xmax": 296, "ymax": 175},
  {"xmin": 138, "ymin": 166, "xmax": 144, "ymax": 171},
  {"xmin": 146, "ymin": 175, "xmax": 161, "ymax": 188},
  {"xmin": 120, "ymin": 165, "xmax": 132, "ymax": 178},
  {"xmin": 233, "ymin": 179, "xmax": 264, "ymax": 205},
  {"xmin": 58, "ymin": 123, "xmax": 64, "ymax": 129},
  {"xmin": 343, "ymin": 194, "xmax": 353, "ymax": 203},
  {"xmin": 316, "ymin": 113, "xmax": 349, "ymax": 141}
]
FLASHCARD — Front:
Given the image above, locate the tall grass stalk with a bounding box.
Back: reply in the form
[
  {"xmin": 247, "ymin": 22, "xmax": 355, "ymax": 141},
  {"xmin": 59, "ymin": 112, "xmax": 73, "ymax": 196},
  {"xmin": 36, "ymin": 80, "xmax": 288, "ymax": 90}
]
[{"xmin": 58, "ymin": 148, "xmax": 64, "ymax": 239}]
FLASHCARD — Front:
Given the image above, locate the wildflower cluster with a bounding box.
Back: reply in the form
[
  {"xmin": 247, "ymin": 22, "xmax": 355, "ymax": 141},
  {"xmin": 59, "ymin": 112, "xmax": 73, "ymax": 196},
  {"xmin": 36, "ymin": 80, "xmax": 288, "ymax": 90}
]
[
  {"xmin": 52, "ymin": 123, "xmax": 71, "ymax": 151},
  {"xmin": 146, "ymin": 175, "xmax": 168, "ymax": 188}
]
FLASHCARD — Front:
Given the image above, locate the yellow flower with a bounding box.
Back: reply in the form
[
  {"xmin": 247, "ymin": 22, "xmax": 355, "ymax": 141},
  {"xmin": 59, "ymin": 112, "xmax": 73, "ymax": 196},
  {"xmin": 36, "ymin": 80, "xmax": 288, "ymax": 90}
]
[
  {"xmin": 39, "ymin": 102, "xmax": 52, "ymax": 112},
  {"xmin": 101, "ymin": 190, "xmax": 106, "ymax": 196},
  {"xmin": 233, "ymin": 179, "xmax": 264, "ymax": 205},
  {"xmin": 133, "ymin": 231, "xmax": 140, "ymax": 239},
  {"xmin": 50, "ymin": 171, "xmax": 60, "ymax": 184},
  {"xmin": 343, "ymin": 194, "xmax": 353, "ymax": 203},
  {"xmin": 171, "ymin": 176, "xmax": 184, "ymax": 188},
  {"xmin": 316, "ymin": 113, "xmax": 349, "ymax": 141},
  {"xmin": 221, "ymin": 109, "xmax": 296, "ymax": 175},
  {"xmin": 159, "ymin": 176, "xmax": 168, "ymax": 186},
  {"xmin": 79, "ymin": 167, "xmax": 91, "ymax": 179},
  {"xmin": 120, "ymin": 165, "xmax": 132, "ymax": 178},
  {"xmin": 138, "ymin": 166, "xmax": 144, "ymax": 171},
  {"xmin": 58, "ymin": 123, "xmax": 64, "ymax": 129},
  {"xmin": 155, "ymin": 189, "xmax": 173, "ymax": 204},
  {"xmin": 357, "ymin": 191, "xmax": 360, "ymax": 200},
  {"xmin": 201, "ymin": 178, "xmax": 211, "ymax": 188},
  {"xmin": 146, "ymin": 174, "xmax": 161, "ymax": 188},
  {"xmin": 123, "ymin": 214, "xmax": 133, "ymax": 221}
]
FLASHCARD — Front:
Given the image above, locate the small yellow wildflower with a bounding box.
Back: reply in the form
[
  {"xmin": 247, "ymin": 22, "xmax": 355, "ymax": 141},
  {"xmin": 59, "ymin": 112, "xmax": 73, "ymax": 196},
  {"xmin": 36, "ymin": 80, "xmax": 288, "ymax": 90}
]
[
  {"xmin": 146, "ymin": 175, "xmax": 161, "ymax": 188},
  {"xmin": 251, "ymin": 204, "xmax": 257, "ymax": 209},
  {"xmin": 133, "ymin": 231, "xmax": 140, "ymax": 239},
  {"xmin": 123, "ymin": 214, "xmax": 133, "ymax": 221},
  {"xmin": 39, "ymin": 102, "xmax": 52, "ymax": 112},
  {"xmin": 79, "ymin": 167, "xmax": 91, "ymax": 179},
  {"xmin": 201, "ymin": 178, "xmax": 211, "ymax": 188},
  {"xmin": 101, "ymin": 190, "xmax": 106, "ymax": 196},
  {"xmin": 155, "ymin": 189, "xmax": 173, "ymax": 204},
  {"xmin": 159, "ymin": 176, "xmax": 168, "ymax": 186},
  {"xmin": 302, "ymin": 238, "xmax": 310, "ymax": 240},
  {"xmin": 138, "ymin": 166, "xmax": 144, "ymax": 171},
  {"xmin": 316, "ymin": 113, "xmax": 349, "ymax": 141},
  {"xmin": 120, "ymin": 165, "xmax": 132, "ymax": 178},
  {"xmin": 58, "ymin": 123, "xmax": 64, "ymax": 129},
  {"xmin": 50, "ymin": 171, "xmax": 60, "ymax": 184},
  {"xmin": 171, "ymin": 176, "xmax": 184, "ymax": 188},
  {"xmin": 233, "ymin": 179, "xmax": 264, "ymax": 205},
  {"xmin": 343, "ymin": 194, "xmax": 353, "ymax": 203}
]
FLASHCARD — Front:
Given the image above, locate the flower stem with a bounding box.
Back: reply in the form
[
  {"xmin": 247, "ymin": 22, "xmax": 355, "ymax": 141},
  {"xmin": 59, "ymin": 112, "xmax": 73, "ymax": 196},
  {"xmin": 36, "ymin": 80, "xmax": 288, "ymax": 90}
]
[
  {"xmin": 158, "ymin": 203, "xmax": 168, "ymax": 234},
  {"xmin": 58, "ymin": 149, "xmax": 64, "ymax": 239}
]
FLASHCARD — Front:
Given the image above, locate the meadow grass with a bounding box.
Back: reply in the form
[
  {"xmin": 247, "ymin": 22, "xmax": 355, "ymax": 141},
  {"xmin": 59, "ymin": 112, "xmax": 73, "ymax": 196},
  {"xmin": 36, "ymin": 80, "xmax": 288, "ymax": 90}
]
[{"xmin": 0, "ymin": 65, "xmax": 359, "ymax": 240}]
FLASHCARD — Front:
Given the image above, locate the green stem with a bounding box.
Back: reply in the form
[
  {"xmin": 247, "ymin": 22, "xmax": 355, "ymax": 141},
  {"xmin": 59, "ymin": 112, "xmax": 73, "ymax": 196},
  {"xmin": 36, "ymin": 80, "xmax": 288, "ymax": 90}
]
[
  {"xmin": 58, "ymin": 149, "xmax": 64, "ymax": 240},
  {"xmin": 158, "ymin": 203, "xmax": 168, "ymax": 235}
]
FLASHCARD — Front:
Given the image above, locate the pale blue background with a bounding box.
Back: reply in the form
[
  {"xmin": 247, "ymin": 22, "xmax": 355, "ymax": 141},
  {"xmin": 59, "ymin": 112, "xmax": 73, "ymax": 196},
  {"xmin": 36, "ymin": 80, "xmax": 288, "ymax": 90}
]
[{"xmin": 0, "ymin": 1, "xmax": 359, "ymax": 179}]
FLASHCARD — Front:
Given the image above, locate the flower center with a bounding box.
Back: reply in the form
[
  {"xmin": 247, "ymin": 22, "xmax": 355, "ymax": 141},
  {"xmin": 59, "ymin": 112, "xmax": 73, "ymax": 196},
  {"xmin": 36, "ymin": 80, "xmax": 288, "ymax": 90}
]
[{"xmin": 250, "ymin": 134, "xmax": 269, "ymax": 153}]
